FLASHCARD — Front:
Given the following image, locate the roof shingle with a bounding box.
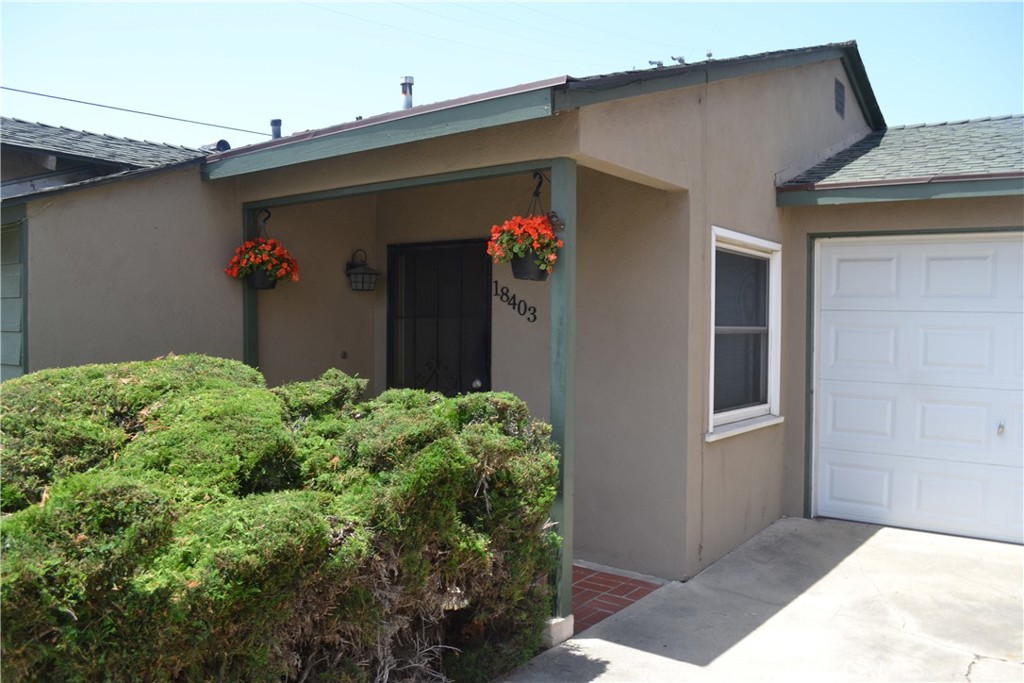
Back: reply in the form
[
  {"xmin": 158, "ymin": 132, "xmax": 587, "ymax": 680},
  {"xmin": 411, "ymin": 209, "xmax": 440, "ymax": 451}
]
[
  {"xmin": 782, "ymin": 115, "xmax": 1024, "ymax": 188},
  {"xmin": 0, "ymin": 117, "xmax": 205, "ymax": 168}
]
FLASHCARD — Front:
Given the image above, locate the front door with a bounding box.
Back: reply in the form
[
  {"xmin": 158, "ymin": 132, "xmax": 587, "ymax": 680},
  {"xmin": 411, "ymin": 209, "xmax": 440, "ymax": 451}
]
[{"xmin": 387, "ymin": 240, "xmax": 491, "ymax": 396}]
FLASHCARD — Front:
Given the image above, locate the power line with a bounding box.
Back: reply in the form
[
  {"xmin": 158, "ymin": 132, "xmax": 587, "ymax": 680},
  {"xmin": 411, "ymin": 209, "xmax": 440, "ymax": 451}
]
[
  {"xmin": 299, "ymin": 2, "xmax": 623, "ymax": 69},
  {"xmin": 397, "ymin": 2, "xmax": 632, "ymax": 65},
  {"xmin": 0, "ymin": 86, "xmax": 271, "ymax": 137},
  {"xmin": 510, "ymin": 2, "xmax": 681, "ymax": 55}
]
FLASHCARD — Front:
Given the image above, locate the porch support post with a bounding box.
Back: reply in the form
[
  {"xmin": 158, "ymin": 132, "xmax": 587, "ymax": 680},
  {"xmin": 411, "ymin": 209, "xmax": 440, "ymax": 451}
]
[
  {"xmin": 549, "ymin": 157, "xmax": 577, "ymax": 622},
  {"xmin": 242, "ymin": 209, "xmax": 259, "ymax": 368}
]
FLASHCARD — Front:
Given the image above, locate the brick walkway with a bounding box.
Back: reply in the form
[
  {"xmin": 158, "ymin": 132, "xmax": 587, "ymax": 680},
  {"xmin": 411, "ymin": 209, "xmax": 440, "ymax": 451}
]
[{"xmin": 571, "ymin": 564, "xmax": 663, "ymax": 635}]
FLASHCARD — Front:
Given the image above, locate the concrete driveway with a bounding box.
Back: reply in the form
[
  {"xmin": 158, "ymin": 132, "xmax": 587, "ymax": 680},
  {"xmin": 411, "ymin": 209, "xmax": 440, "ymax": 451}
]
[{"xmin": 501, "ymin": 518, "xmax": 1023, "ymax": 682}]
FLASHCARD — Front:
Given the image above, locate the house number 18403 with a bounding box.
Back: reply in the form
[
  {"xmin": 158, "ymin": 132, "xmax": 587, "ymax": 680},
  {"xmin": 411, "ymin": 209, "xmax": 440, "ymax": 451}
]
[{"xmin": 493, "ymin": 281, "xmax": 537, "ymax": 323}]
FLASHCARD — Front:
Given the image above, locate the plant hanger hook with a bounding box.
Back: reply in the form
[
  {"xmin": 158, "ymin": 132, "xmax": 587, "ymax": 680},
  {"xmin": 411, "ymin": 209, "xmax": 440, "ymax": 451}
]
[{"xmin": 257, "ymin": 208, "xmax": 272, "ymax": 237}]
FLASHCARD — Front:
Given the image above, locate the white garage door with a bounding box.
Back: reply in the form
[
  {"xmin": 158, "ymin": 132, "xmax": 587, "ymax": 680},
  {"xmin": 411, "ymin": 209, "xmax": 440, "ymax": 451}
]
[{"xmin": 815, "ymin": 233, "xmax": 1023, "ymax": 543}]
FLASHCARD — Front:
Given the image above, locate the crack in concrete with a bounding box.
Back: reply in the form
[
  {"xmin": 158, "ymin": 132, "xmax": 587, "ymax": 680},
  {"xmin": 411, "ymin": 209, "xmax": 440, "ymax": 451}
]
[
  {"xmin": 857, "ymin": 560, "xmax": 907, "ymax": 630},
  {"xmin": 965, "ymin": 653, "xmax": 980, "ymax": 681}
]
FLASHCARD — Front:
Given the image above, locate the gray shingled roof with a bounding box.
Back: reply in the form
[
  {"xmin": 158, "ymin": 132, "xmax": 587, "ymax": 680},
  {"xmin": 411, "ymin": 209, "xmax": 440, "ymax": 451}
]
[
  {"xmin": 0, "ymin": 117, "xmax": 205, "ymax": 168},
  {"xmin": 782, "ymin": 115, "xmax": 1024, "ymax": 188}
]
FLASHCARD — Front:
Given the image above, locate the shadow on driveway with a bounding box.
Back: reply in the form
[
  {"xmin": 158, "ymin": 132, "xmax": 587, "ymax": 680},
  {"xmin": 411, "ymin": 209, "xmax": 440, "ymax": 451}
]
[{"xmin": 502, "ymin": 517, "xmax": 1024, "ymax": 682}]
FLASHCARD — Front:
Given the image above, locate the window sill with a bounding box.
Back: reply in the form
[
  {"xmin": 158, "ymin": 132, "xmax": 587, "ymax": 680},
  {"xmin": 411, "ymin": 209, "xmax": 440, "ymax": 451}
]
[{"xmin": 705, "ymin": 414, "xmax": 784, "ymax": 442}]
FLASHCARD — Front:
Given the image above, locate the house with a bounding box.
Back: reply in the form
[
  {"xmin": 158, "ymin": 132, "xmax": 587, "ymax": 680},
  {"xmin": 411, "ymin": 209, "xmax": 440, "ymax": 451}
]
[
  {"xmin": 2, "ymin": 41, "xmax": 1021, "ymax": 636},
  {"xmin": 0, "ymin": 117, "xmax": 207, "ymax": 380}
]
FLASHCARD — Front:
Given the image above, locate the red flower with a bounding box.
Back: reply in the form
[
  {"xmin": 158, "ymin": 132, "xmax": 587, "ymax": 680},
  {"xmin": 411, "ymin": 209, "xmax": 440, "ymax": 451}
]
[
  {"xmin": 225, "ymin": 236, "xmax": 300, "ymax": 284},
  {"xmin": 486, "ymin": 213, "xmax": 564, "ymax": 272}
]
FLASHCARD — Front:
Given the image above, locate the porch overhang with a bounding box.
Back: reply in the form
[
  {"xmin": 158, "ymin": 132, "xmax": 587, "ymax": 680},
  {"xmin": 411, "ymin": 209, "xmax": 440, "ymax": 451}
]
[{"xmin": 776, "ymin": 172, "xmax": 1024, "ymax": 206}]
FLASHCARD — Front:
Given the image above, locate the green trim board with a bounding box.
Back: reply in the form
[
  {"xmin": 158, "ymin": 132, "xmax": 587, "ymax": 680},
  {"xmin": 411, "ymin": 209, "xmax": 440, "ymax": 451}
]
[
  {"xmin": 549, "ymin": 158, "xmax": 577, "ymax": 619},
  {"xmin": 801, "ymin": 226, "xmax": 1024, "ymax": 518},
  {"xmin": 241, "ymin": 159, "xmax": 559, "ymax": 211},
  {"xmin": 778, "ymin": 177, "xmax": 1024, "ymax": 206},
  {"xmin": 204, "ymin": 89, "xmax": 555, "ymax": 180},
  {"xmin": 241, "ymin": 209, "xmax": 260, "ymax": 368}
]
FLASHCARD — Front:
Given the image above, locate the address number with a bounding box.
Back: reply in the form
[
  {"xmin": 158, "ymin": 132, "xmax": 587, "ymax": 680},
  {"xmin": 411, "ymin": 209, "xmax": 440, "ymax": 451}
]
[{"xmin": 493, "ymin": 281, "xmax": 537, "ymax": 323}]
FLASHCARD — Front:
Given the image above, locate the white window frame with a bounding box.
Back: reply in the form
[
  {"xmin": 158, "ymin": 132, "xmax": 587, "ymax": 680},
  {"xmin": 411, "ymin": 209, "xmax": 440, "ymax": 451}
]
[{"xmin": 707, "ymin": 226, "xmax": 782, "ymax": 439}]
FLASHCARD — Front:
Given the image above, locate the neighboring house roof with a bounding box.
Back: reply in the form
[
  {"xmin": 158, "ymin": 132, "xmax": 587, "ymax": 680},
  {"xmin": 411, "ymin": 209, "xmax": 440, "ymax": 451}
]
[
  {"xmin": 1, "ymin": 117, "xmax": 205, "ymax": 168},
  {"xmin": 778, "ymin": 115, "xmax": 1024, "ymax": 205},
  {"xmin": 1, "ymin": 118, "xmax": 208, "ymax": 202},
  {"xmin": 203, "ymin": 41, "xmax": 882, "ymax": 180}
]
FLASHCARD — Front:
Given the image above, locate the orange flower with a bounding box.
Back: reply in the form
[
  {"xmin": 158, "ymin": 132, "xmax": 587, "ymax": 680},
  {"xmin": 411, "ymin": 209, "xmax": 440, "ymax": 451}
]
[
  {"xmin": 486, "ymin": 213, "xmax": 564, "ymax": 272},
  {"xmin": 225, "ymin": 236, "xmax": 300, "ymax": 285}
]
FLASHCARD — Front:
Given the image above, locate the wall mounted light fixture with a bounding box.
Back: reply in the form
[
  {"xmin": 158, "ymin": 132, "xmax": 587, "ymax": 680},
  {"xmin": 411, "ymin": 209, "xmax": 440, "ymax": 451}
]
[{"xmin": 345, "ymin": 249, "xmax": 378, "ymax": 292}]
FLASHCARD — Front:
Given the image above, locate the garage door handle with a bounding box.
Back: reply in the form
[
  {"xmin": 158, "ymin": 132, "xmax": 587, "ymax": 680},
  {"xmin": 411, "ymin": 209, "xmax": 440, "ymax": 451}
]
[{"xmin": 997, "ymin": 421, "xmax": 1005, "ymax": 435}]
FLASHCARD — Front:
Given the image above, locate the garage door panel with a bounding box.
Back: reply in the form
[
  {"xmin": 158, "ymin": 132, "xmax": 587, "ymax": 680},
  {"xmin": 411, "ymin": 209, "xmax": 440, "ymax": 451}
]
[
  {"xmin": 818, "ymin": 448, "xmax": 1023, "ymax": 543},
  {"xmin": 819, "ymin": 453, "xmax": 894, "ymax": 512},
  {"xmin": 821, "ymin": 238, "xmax": 1023, "ymax": 312},
  {"xmin": 816, "ymin": 234, "xmax": 1023, "ymax": 544},
  {"xmin": 819, "ymin": 311, "xmax": 1020, "ymax": 390},
  {"xmin": 820, "ymin": 381, "xmax": 1020, "ymax": 466}
]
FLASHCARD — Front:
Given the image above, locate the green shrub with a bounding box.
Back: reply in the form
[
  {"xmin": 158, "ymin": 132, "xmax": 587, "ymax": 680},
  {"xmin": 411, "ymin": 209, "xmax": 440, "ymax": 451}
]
[{"xmin": 1, "ymin": 357, "xmax": 558, "ymax": 682}]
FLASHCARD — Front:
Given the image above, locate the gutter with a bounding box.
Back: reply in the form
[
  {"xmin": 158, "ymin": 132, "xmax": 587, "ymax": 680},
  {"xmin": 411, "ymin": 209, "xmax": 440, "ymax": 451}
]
[{"xmin": 776, "ymin": 171, "xmax": 1024, "ymax": 206}]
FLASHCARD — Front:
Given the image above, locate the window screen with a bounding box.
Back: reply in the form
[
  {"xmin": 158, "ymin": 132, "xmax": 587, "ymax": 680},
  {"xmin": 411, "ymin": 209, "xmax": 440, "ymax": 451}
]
[{"xmin": 714, "ymin": 249, "xmax": 768, "ymax": 412}]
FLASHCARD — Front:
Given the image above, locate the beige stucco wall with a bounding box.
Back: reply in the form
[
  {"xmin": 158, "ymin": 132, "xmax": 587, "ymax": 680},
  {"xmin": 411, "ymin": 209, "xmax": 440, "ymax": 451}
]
[
  {"xmin": 24, "ymin": 165, "xmax": 243, "ymax": 371},
  {"xmin": 779, "ymin": 195, "xmax": 1024, "ymax": 518},
  {"xmin": 256, "ymin": 196, "xmax": 379, "ymax": 388},
  {"xmin": 573, "ymin": 168, "xmax": 690, "ymax": 577},
  {"xmin": 571, "ymin": 58, "xmax": 874, "ymax": 576}
]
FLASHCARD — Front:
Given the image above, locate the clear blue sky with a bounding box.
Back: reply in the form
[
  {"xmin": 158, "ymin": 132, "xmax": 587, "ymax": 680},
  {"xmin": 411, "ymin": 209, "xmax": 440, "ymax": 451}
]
[{"xmin": 2, "ymin": 2, "xmax": 1022, "ymax": 149}]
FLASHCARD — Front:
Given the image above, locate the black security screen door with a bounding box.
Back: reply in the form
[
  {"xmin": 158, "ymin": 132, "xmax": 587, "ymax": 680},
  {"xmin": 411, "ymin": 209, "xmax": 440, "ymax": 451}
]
[{"xmin": 387, "ymin": 240, "xmax": 491, "ymax": 396}]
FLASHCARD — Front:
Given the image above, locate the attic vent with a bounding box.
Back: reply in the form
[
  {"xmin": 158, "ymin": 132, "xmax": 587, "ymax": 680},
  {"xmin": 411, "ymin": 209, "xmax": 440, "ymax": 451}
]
[{"xmin": 834, "ymin": 79, "xmax": 845, "ymax": 119}]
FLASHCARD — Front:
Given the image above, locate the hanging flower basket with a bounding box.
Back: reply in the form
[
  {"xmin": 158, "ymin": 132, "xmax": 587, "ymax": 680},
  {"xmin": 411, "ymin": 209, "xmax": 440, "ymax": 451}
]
[
  {"xmin": 244, "ymin": 269, "xmax": 278, "ymax": 290},
  {"xmin": 487, "ymin": 213, "xmax": 564, "ymax": 281},
  {"xmin": 225, "ymin": 237, "xmax": 300, "ymax": 288},
  {"xmin": 510, "ymin": 254, "xmax": 549, "ymax": 281}
]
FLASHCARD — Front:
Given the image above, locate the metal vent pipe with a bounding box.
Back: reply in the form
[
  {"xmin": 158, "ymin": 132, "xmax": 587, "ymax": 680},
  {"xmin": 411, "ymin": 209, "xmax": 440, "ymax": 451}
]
[
  {"xmin": 401, "ymin": 76, "xmax": 414, "ymax": 109},
  {"xmin": 270, "ymin": 119, "xmax": 282, "ymax": 139}
]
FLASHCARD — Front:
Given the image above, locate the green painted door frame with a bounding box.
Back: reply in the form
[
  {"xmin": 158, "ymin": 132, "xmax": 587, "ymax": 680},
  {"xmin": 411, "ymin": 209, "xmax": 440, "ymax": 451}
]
[{"xmin": 238, "ymin": 157, "xmax": 578, "ymax": 619}]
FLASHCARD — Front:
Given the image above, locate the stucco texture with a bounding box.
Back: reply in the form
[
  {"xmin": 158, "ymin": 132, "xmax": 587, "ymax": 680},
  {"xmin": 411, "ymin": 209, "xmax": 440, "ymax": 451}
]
[{"xmin": 24, "ymin": 165, "xmax": 242, "ymax": 370}]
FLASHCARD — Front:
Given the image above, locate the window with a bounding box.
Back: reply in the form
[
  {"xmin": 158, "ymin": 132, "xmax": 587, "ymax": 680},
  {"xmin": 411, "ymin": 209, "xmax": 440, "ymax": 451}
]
[{"xmin": 709, "ymin": 227, "xmax": 781, "ymax": 435}]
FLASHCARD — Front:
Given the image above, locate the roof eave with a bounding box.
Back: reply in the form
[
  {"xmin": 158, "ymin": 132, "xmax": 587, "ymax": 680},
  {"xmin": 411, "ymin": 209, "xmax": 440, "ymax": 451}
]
[
  {"xmin": 201, "ymin": 78, "xmax": 565, "ymax": 181},
  {"xmin": 776, "ymin": 173, "xmax": 1024, "ymax": 206}
]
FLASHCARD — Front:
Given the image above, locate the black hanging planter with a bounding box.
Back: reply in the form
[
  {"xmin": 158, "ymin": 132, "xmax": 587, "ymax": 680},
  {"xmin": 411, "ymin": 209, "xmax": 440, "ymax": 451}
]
[
  {"xmin": 511, "ymin": 254, "xmax": 549, "ymax": 281},
  {"xmin": 245, "ymin": 269, "xmax": 277, "ymax": 290}
]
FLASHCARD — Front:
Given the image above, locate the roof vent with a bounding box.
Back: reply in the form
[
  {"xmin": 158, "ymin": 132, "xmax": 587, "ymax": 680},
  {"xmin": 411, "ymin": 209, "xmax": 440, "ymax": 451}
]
[
  {"xmin": 401, "ymin": 76, "xmax": 414, "ymax": 109},
  {"xmin": 270, "ymin": 119, "xmax": 282, "ymax": 139},
  {"xmin": 201, "ymin": 140, "xmax": 231, "ymax": 152},
  {"xmin": 834, "ymin": 79, "xmax": 845, "ymax": 119}
]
